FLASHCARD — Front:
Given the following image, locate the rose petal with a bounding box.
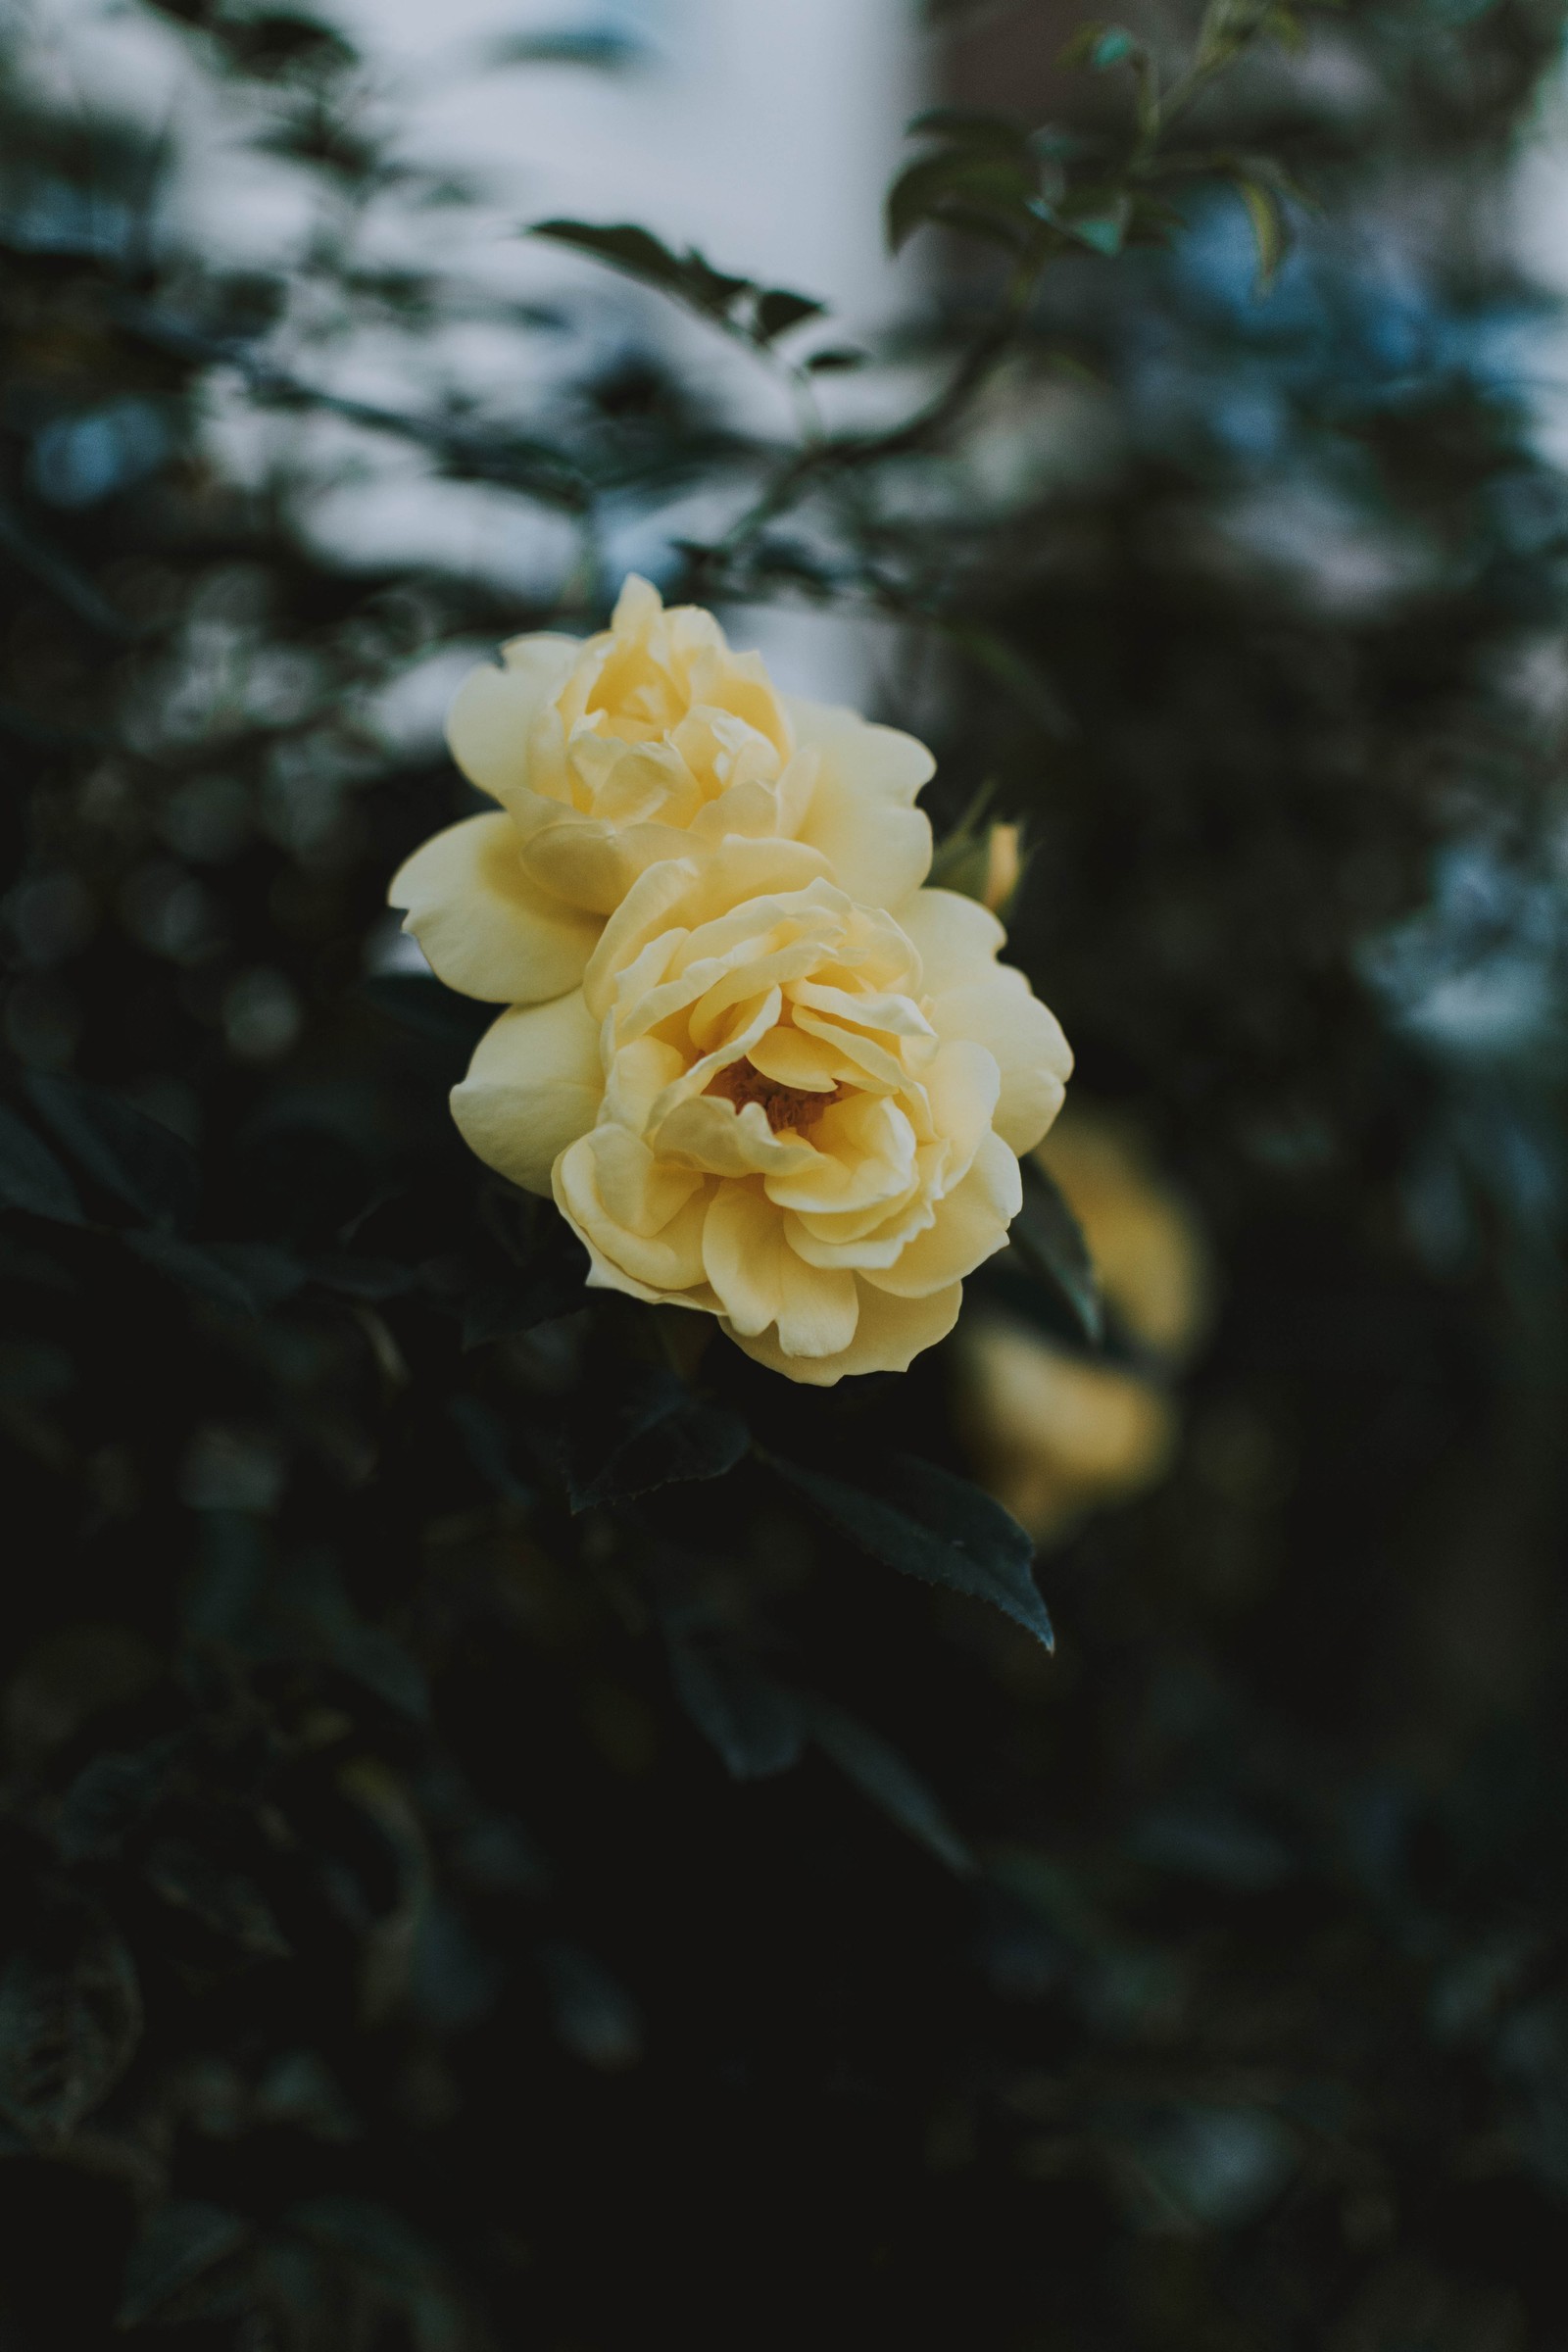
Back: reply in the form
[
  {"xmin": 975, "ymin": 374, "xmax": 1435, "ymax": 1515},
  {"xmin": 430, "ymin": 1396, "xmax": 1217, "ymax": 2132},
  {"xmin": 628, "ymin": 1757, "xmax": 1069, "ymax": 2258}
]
[
  {"xmin": 725, "ymin": 1276, "xmax": 961, "ymax": 1386},
  {"xmin": 446, "ymin": 636, "xmax": 580, "ymax": 808},
  {"xmin": 703, "ymin": 1184, "xmax": 858, "ymax": 1354},
  {"xmin": 388, "ymin": 812, "xmax": 601, "ymax": 1004},
  {"xmin": 450, "ymin": 990, "xmax": 604, "ymax": 1198},
  {"xmin": 790, "ymin": 696, "xmax": 935, "ymax": 910},
  {"xmin": 861, "ymin": 1129, "xmax": 1021, "ymax": 1298}
]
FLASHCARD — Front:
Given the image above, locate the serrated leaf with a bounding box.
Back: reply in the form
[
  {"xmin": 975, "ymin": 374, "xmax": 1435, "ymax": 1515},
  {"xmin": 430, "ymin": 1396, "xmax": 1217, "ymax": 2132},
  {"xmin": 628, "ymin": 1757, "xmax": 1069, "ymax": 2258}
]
[
  {"xmin": 769, "ymin": 1452, "xmax": 1054, "ymax": 1646},
  {"xmin": 754, "ymin": 287, "xmax": 827, "ymax": 343},
  {"xmin": 24, "ymin": 1072, "xmax": 200, "ymax": 1228},
  {"xmin": 0, "ymin": 1102, "xmax": 83, "ymax": 1224},
  {"xmin": 117, "ymin": 2203, "xmax": 251, "ymax": 2329},
  {"xmin": 558, "ymin": 1366, "xmax": 748, "ymax": 1510},
  {"xmin": 0, "ymin": 1904, "xmax": 142, "ymax": 2141},
  {"xmin": 1008, "ymin": 1155, "xmax": 1102, "ymax": 1344},
  {"xmin": 808, "ymin": 1703, "xmax": 974, "ymax": 1874}
]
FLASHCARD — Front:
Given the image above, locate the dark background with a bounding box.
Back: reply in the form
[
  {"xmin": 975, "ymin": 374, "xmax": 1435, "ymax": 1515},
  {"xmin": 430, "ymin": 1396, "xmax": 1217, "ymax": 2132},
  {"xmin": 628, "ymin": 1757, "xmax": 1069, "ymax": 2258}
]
[{"xmin": 5, "ymin": 0, "xmax": 1568, "ymax": 2343}]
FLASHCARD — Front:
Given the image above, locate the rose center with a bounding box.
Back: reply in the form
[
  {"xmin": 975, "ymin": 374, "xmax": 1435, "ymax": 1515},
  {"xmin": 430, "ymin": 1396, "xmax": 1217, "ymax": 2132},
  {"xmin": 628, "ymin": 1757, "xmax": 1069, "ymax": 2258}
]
[{"xmin": 707, "ymin": 1058, "xmax": 848, "ymax": 1135}]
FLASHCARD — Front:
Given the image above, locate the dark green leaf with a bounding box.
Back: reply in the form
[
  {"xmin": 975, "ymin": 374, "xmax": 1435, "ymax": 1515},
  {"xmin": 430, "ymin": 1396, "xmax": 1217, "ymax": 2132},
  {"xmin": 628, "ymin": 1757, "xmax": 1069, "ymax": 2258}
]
[
  {"xmin": 1008, "ymin": 1154, "xmax": 1102, "ymax": 1344},
  {"xmin": 531, "ymin": 219, "xmax": 755, "ymax": 328},
  {"xmin": 363, "ymin": 973, "xmax": 493, "ymax": 1045},
  {"xmin": 0, "ymin": 1103, "xmax": 83, "ymax": 1224},
  {"xmin": 665, "ymin": 1637, "xmax": 809, "ymax": 1778},
  {"xmin": 768, "ymin": 1452, "xmax": 1054, "ymax": 1646},
  {"xmin": 0, "ymin": 1904, "xmax": 142, "ymax": 2141},
  {"xmin": 122, "ymin": 1231, "xmax": 300, "ymax": 1315},
  {"xmin": 24, "ymin": 1072, "xmax": 200, "ymax": 1228},
  {"xmin": 809, "ymin": 1703, "xmax": 974, "ymax": 1874},
  {"xmin": 461, "ymin": 1234, "xmax": 590, "ymax": 1347},
  {"xmin": 754, "ymin": 287, "xmax": 827, "ymax": 342},
  {"xmin": 144, "ymin": 1838, "xmax": 292, "ymax": 1958},
  {"xmin": 118, "ymin": 2203, "xmax": 251, "ymax": 2329},
  {"xmin": 58, "ymin": 1737, "xmax": 189, "ymax": 1863},
  {"xmin": 448, "ymin": 1394, "xmax": 534, "ymax": 1502},
  {"xmin": 558, "ymin": 1366, "xmax": 749, "ymax": 1510},
  {"xmin": 308, "ymin": 1252, "xmax": 416, "ymax": 1299}
]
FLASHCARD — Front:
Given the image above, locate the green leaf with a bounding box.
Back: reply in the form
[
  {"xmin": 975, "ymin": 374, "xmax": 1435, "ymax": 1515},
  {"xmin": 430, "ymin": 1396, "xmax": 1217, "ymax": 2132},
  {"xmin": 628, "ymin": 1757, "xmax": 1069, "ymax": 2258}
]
[
  {"xmin": 887, "ymin": 146, "xmax": 1038, "ymax": 254},
  {"xmin": 122, "ymin": 1232, "xmax": 303, "ymax": 1315},
  {"xmin": 558, "ymin": 1366, "xmax": 749, "ymax": 1510},
  {"xmin": 768, "ymin": 1452, "xmax": 1054, "ymax": 1646},
  {"xmin": 0, "ymin": 1103, "xmax": 83, "ymax": 1224},
  {"xmin": 809, "ymin": 1704, "xmax": 974, "ymax": 1875},
  {"xmin": 1007, "ymin": 1155, "xmax": 1102, "ymax": 1344},
  {"xmin": 531, "ymin": 219, "xmax": 756, "ymax": 330},
  {"xmin": 363, "ymin": 972, "xmax": 493, "ymax": 1045},
  {"xmin": 118, "ymin": 2203, "xmax": 251, "ymax": 2329},
  {"xmin": 0, "ymin": 1903, "xmax": 142, "ymax": 2142},
  {"xmin": 1234, "ymin": 176, "xmax": 1287, "ymax": 292},
  {"xmin": 665, "ymin": 1638, "xmax": 808, "ymax": 1779},
  {"xmin": 460, "ymin": 1232, "xmax": 590, "ymax": 1348},
  {"xmin": 144, "ymin": 1838, "xmax": 292, "ymax": 1958},
  {"xmin": 754, "ymin": 287, "xmax": 827, "ymax": 343},
  {"xmin": 24, "ymin": 1072, "xmax": 200, "ymax": 1228}
]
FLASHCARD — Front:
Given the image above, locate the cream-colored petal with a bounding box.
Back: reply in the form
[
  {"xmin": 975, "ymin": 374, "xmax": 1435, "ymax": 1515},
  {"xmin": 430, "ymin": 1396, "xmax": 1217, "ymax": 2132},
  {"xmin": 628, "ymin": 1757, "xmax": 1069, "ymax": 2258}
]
[
  {"xmin": 554, "ymin": 1129, "xmax": 710, "ymax": 1294},
  {"xmin": 703, "ymin": 1185, "xmax": 858, "ymax": 1354},
  {"xmin": 725, "ymin": 1276, "xmax": 961, "ymax": 1385},
  {"xmin": 899, "ymin": 890, "xmax": 1072, "ymax": 1153},
  {"xmin": 862, "ymin": 1130, "xmax": 1021, "ymax": 1298},
  {"xmin": 450, "ymin": 991, "xmax": 604, "ymax": 1198},
  {"xmin": 521, "ymin": 815, "xmax": 693, "ymax": 916},
  {"xmin": 894, "ymin": 887, "xmax": 1004, "ymax": 994},
  {"xmin": 701, "ymin": 1182, "xmax": 786, "ymax": 1334},
  {"xmin": 446, "ymin": 637, "xmax": 579, "ymax": 808},
  {"xmin": 388, "ymin": 812, "xmax": 600, "ymax": 1004},
  {"xmin": 790, "ymin": 695, "xmax": 935, "ymax": 909},
  {"xmin": 931, "ymin": 968, "xmax": 1071, "ymax": 1155},
  {"xmin": 655, "ymin": 1095, "xmax": 816, "ymax": 1178}
]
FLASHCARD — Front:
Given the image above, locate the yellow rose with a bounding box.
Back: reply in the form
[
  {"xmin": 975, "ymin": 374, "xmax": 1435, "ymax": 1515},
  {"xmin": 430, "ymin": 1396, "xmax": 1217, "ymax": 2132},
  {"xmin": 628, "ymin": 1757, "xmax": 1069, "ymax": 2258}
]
[
  {"xmin": 387, "ymin": 575, "xmax": 936, "ymax": 1006},
  {"xmin": 448, "ymin": 838, "xmax": 1072, "ymax": 1384}
]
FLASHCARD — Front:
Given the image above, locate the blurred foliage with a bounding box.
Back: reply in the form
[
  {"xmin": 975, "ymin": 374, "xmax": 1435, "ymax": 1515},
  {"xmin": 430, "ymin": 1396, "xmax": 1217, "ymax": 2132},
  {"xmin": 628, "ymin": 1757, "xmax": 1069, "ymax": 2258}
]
[{"xmin": 6, "ymin": 0, "xmax": 1568, "ymax": 2345}]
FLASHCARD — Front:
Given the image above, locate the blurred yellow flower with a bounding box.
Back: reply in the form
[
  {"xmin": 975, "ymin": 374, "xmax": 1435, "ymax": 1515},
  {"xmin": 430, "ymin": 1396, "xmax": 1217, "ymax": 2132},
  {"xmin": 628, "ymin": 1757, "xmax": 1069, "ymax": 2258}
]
[
  {"xmin": 388, "ymin": 575, "xmax": 935, "ymax": 1006},
  {"xmin": 956, "ymin": 1109, "xmax": 1209, "ymax": 1541}
]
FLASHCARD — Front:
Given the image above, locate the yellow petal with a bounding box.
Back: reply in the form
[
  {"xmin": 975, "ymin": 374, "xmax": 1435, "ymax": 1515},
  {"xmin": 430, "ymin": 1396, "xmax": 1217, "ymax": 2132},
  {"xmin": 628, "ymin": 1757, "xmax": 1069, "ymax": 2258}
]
[
  {"xmin": 446, "ymin": 637, "xmax": 579, "ymax": 808},
  {"xmin": 450, "ymin": 991, "xmax": 604, "ymax": 1198},
  {"xmin": 900, "ymin": 890, "xmax": 1073, "ymax": 1154},
  {"xmin": 725, "ymin": 1276, "xmax": 961, "ymax": 1385},
  {"xmin": 790, "ymin": 696, "xmax": 935, "ymax": 909},
  {"xmin": 388, "ymin": 812, "xmax": 600, "ymax": 1004},
  {"xmin": 861, "ymin": 1130, "xmax": 1021, "ymax": 1298},
  {"xmin": 703, "ymin": 1185, "xmax": 858, "ymax": 1354},
  {"xmin": 554, "ymin": 1129, "xmax": 711, "ymax": 1295}
]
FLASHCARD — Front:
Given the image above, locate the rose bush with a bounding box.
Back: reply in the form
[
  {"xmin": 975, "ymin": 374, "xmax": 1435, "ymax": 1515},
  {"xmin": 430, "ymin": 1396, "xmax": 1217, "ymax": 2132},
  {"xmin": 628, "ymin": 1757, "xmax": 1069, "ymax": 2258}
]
[{"xmin": 389, "ymin": 574, "xmax": 936, "ymax": 1004}]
